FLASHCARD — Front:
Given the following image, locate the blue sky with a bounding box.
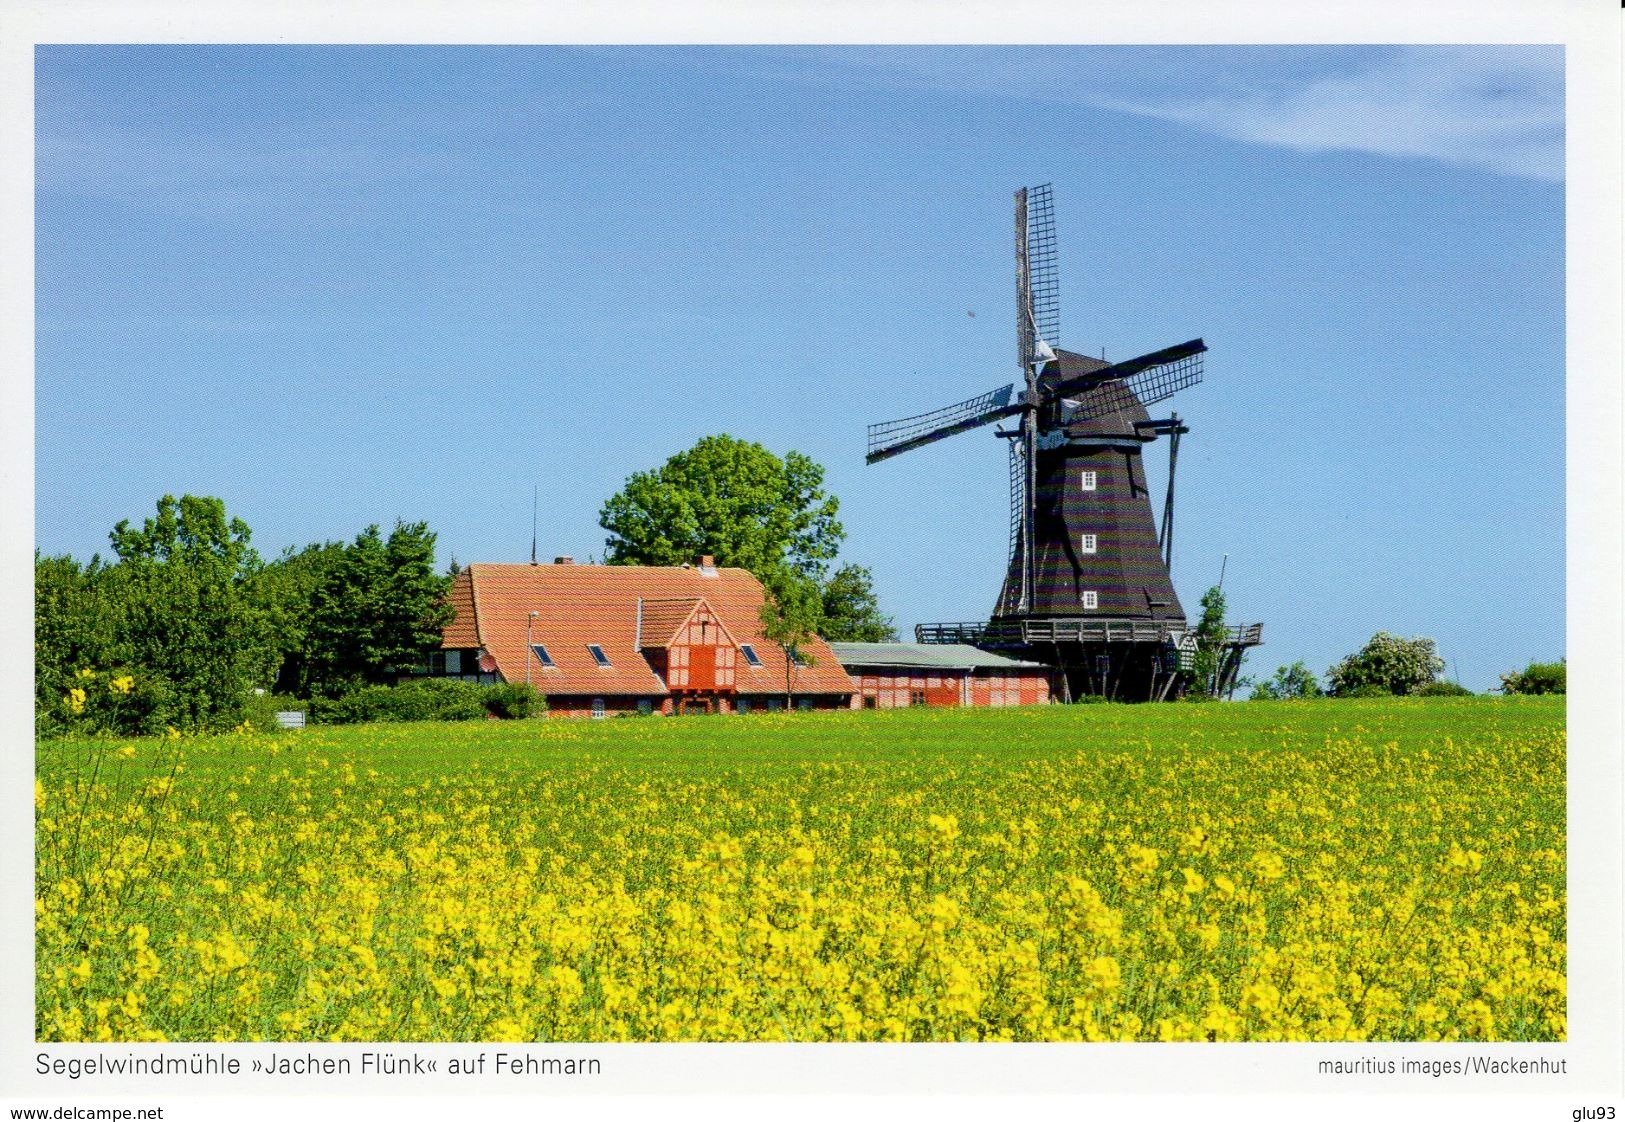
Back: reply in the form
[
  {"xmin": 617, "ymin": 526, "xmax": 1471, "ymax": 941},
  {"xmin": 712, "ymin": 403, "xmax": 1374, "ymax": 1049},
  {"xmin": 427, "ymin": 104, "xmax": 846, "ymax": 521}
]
[{"xmin": 34, "ymin": 44, "xmax": 1565, "ymax": 691}]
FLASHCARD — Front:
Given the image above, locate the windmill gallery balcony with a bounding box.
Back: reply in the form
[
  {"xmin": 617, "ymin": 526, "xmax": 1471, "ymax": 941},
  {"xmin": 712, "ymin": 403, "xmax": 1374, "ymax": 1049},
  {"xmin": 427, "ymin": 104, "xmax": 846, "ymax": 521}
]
[{"xmin": 915, "ymin": 618, "xmax": 1264, "ymax": 649}]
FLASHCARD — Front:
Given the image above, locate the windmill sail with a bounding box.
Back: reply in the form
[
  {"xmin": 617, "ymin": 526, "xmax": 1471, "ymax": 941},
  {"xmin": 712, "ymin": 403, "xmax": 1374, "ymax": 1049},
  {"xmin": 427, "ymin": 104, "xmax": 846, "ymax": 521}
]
[
  {"xmin": 865, "ymin": 383, "xmax": 1022, "ymax": 463},
  {"xmin": 1001, "ymin": 436, "xmax": 1029, "ymax": 616},
  {"xmin": 1050, "ymin": 339, "xmax": 1206, "ymax": 417},
  {"xmin": 1015, "ymin": 183, "xmax": 1061, "ymax": 370},
  {"xmin": 1025, "ymin": 183, "xmax": 1059, "ymax": 356}
]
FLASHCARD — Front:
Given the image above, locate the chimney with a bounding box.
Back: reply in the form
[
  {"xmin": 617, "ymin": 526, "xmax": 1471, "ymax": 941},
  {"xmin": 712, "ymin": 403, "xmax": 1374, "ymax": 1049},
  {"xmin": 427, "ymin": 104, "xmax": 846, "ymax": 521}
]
[
  {"xmin": 699, "ymin": 554, "xmax": 718, "ymax": 576},
  {"xmin": 553, "ymin": 556, "xmax": 575, "ymax": 565}
]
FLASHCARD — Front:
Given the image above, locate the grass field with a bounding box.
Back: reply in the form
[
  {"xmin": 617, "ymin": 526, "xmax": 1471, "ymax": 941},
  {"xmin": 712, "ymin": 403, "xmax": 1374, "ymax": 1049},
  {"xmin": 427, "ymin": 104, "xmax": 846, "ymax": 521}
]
[{"xmin": 35, "ymin": 696, "xmax": 1565, "ymax": 1043}]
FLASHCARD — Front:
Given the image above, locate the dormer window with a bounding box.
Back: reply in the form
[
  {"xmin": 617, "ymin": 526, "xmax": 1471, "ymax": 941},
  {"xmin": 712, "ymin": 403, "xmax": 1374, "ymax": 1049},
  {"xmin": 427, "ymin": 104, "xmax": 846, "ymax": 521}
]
[
  {"xmin": 587, "ymin": 644, "xmax": 612, "ymax": 667},
  {"xmin": 740, "ymin": 644, "xmax": 763, "ymax": 668},
  {"xmin": 531, "ymin": 644, "xmax": 555, "ymax": 669}
]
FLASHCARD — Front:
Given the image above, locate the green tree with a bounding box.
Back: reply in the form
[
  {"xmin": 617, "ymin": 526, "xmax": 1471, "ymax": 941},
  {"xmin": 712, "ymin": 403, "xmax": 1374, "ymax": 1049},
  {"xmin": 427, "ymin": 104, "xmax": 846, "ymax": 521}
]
[
  {"xmin": 1500, "ymin": 659, "xmax": 1565, "ymax": 695},
  {"xmin": 1248, "ymin": 661, "xmax": 1324, "ymax": 701},
  {"xmin": 1189, "ymin": 585, "xmax": 1229, "ymax": 696},
  {"xmin": 302, "ymin": 521, "xmax": 453, "ymax": 696},
  {"xmin": 600, "ymin": 434, "xmax": 843, "ymax": 582},
  {"xmin": 758, "ymin": 568, "xmax": 823, "ymax": 709},
  {"xmin": 818, "ymin": 563, "xmax": 898, "ymax": 643},
  {"xmin": 35, "ymin": 552, "xmax": 120, "ymax": 734},
  {"xmin": 104, "ymin": 494, "xmax": 280, "ymax": 730},
  {"xmin": 1326, "ymin": 632, "xmax": 1446, "ymax": 697},
  {"xmin": 249, "ymin": 540, "xmax": 348, "ymax": 695}
]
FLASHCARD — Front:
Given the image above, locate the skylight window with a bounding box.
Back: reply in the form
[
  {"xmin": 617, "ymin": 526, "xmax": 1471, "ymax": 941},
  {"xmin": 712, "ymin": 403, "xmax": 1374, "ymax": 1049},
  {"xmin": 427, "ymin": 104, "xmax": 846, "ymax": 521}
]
[
  {"xmin": 740, "ymin": 644, "xmax": 763, "ymax": 668},
  {"xmin": 531, "ymin": 644, "xmax": 555, "ymax": 668},
  {"xmin": 587, "ymin": 644, "xmax": 612, "ymax": 667}
]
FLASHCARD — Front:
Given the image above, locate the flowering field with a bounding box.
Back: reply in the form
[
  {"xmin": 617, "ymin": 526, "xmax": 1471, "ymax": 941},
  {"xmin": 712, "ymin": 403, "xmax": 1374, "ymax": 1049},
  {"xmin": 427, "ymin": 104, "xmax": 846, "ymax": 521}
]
[{"xmin": 36, "ymin": 697, "xmax": 1565, "ymax": 1043}]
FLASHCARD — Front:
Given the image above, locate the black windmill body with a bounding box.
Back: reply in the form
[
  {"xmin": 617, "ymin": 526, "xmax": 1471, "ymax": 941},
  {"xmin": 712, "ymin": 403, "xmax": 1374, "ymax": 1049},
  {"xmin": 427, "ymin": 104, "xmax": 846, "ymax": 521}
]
[{"xmin": 866, "ymin": 185, "xmax": 1259, "ymax": 701}]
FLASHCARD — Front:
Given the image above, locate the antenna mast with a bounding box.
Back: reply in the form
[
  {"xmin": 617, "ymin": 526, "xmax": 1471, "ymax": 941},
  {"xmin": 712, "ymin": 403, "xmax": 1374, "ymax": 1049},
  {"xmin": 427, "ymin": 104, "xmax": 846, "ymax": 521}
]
[{"xmin": 530, "ymin": 486, "xmax": 538, "ymax": 565}]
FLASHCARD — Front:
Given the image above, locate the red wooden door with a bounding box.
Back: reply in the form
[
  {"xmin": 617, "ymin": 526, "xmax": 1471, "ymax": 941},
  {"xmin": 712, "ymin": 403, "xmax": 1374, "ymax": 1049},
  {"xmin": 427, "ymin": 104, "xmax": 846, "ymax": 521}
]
[{"xmin": 688, "ymin": 643, "xmax": 716, "ymax": 690}]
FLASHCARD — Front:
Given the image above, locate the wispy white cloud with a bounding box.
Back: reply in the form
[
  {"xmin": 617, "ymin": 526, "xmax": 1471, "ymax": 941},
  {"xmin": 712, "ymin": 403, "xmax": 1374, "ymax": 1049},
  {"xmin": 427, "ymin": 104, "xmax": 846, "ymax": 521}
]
[
  {"xmin": 786, "ymin": 45, "xmax": 1563, "ymax": 184},
  {"xmin": 1091, "ymin": 46, "xmax": 1563, "ymax": 184}
]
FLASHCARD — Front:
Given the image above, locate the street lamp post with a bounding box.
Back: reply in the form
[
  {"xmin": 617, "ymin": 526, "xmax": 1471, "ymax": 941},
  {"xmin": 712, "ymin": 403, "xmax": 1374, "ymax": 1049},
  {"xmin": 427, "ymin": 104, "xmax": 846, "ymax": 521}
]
[{"xmin": 526, "ymin": 610, "xmax": 539, "ymax": 687}]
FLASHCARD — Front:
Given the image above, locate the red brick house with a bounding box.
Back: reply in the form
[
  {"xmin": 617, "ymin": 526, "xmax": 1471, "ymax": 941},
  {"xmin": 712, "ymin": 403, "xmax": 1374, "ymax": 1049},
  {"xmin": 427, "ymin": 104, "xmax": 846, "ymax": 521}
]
[{"xmin": 432, "ymin": 557, "xmax": 855, "ymax": 717}]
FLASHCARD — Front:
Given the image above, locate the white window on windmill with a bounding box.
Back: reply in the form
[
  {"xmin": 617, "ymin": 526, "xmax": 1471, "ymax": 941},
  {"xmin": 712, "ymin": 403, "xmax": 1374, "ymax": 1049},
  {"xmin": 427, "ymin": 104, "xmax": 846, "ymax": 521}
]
[
  {"xmin": 1082, "ymin": 590, "xmax": 1099, "ymax": 610},
  {"xmin": 1080, "ymin": 532, "xmax": 1097, "ymax": 555},
  {"xmin": 1080, "ymin": 469, "xmax": 1097, "ymax": 492}
]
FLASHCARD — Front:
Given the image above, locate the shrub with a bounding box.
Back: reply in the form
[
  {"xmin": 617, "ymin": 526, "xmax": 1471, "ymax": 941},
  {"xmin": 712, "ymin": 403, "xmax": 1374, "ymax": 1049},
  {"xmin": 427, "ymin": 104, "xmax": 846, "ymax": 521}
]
[
  {"xmin": 1500, "ymin": 660, "xmax": 1565, "ymax": 696},
  {"xmin": 1414, "ymin": 680, "xmax": 1474, "ymax": 697},
  {"xmin": 1249, "ymin": 661, "xmax": 1324, "ymax": 701},
  {"xmin": 1326, "ymin": 633, "xmax": 1445, "ymax": 697},
  {"xmin": 1335, "ymin": 683, "xmax": 1392, "ymax": 700},
  {"xmin": 40, "ymin": 668, "xmax": 178, "ymax": 739},
  {"xmin": 315, "ymin": 679, "xmax": 490, "ymax": 724},
  {"xmin": 483, "ymin": 682, "xmax": 546, "ymax": 719},
  {"xmin": 243, "ymin": 691, "xmax": 313, "ymax": 732}
]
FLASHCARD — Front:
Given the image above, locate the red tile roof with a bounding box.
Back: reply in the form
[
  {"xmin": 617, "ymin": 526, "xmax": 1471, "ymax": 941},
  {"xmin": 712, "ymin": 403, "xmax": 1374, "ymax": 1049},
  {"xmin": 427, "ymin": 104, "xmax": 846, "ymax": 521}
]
[
  {"xmin": 442, "ymin": 562, "xmax": 856, "ymax": 698},
  {"xmin": 637, "ymin": 597, "xmax": 703, "ymax": 648}
]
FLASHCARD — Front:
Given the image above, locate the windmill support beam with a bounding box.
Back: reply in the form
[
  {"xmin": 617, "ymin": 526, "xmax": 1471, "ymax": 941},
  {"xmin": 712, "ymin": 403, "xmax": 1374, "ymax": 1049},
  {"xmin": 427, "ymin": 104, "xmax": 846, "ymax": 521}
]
[{"xmin": 1160, "ymin": 418, "xmax": 1182, "ymax": 570}]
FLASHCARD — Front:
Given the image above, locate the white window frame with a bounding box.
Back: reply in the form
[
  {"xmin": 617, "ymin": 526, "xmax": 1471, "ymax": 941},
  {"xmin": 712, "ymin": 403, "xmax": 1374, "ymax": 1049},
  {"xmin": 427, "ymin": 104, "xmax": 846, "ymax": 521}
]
[
  {"xmin": 1082, "ymin": 590, "xmax": 1099, "ymax": 610},
  {"xmin": 591, "ymin": 697, "xmax": 606, "ymax": 719},
  {"xmin": 1080, "ymin": 533, "xmax": 1097, "ymax": 554},
  {"xmin": 1080, "ymin": 469, "xmax": 1098, "ymax": 492}
]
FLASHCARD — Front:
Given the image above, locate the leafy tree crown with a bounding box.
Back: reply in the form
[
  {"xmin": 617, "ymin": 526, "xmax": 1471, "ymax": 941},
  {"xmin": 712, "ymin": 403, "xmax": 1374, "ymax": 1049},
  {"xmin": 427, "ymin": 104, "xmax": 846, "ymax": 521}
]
[
  {"xmin": 599, "ymin": 434, "xmax": 843, "ymax": 581},
  {"xmin": 1326, "ymin": 632, "xmax": 1446, "ymax": 697}
]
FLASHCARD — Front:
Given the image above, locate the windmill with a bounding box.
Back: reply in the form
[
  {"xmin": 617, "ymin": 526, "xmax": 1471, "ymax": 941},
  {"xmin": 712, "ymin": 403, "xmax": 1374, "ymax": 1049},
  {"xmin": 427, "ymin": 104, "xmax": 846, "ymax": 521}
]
[{"xmin": 865, "ymin": 184, "xmax": 1261, "ymax": 700}]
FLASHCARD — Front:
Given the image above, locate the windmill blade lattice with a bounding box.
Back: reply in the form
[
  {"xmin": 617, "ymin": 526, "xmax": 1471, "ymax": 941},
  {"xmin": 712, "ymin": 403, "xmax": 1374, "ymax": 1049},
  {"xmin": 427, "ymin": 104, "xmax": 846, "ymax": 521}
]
[
  {"xmin": 865, "ymin": 383, "xmax": 1022, "ymax": 463},
  {"xmin": 1001, "ymin": 436, "xmax": 1029, "ymax": 615},
  {"xmin": 1025, "ymin": 183, "xmax": 1060, "ymax": 353},
  {"xmin": 1069, "ymin": 348, "xmax": 1204, "ymax": 419}
]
